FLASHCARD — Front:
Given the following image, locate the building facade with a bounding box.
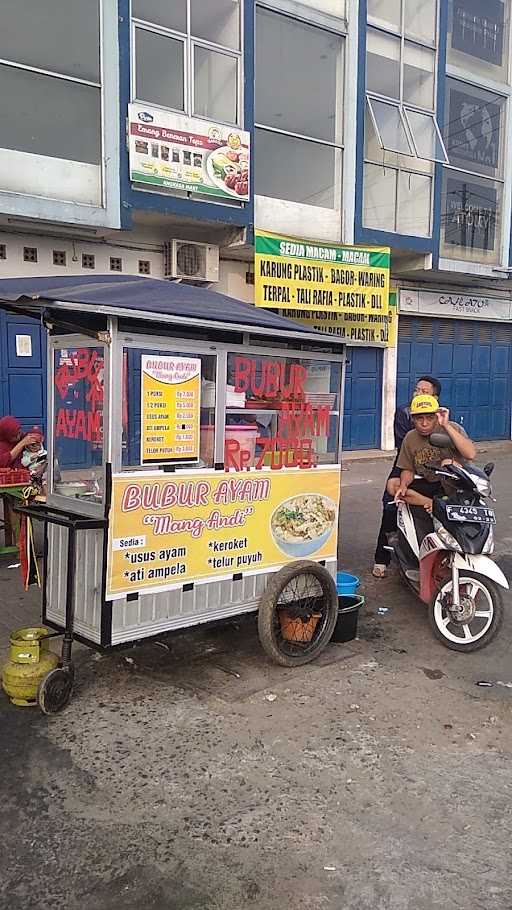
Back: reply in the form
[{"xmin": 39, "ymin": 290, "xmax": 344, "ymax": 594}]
[{"xmin": 0, "ymin": 0, "xmax": 511, "ymax": 450}]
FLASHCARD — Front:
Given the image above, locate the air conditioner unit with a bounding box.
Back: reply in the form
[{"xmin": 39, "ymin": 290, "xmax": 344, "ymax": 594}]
[{"xmin": 164, "ymin": 240, "xmax": 219, "ymax": 281}]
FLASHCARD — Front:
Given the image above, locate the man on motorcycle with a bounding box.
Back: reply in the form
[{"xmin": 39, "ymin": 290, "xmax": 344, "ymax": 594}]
[
  {"xmin": 392, "ymin": 394, "xmax": 476, "ymax": 515},
  {"xmin": 373, "ymin": 376, "xmax": 441, "ymax": 577}
]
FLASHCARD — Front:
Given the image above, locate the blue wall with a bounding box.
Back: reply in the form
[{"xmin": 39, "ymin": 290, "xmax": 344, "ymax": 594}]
[{"xmin": 0, "ymin": 311, "xmax": 46, "ymax": 437}]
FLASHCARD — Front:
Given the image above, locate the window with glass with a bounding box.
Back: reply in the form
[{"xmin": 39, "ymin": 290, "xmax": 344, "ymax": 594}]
[
  {"xmin": 255, "ymin": 7, "xmax": 344, "ymax": 209},
  {"xmin": 368, "ymin": 0, "xmax": 437, "ymax": 44},
  {"xmin": 225, "ymin": 353, "xmax": 342, "ymax": 470},
  {"xmin": 132, "ymin": 0, "xmax": 241, "ymax": 125},
  {"xmin": 121, "ymin": 347, "xmax": 217, "ymax": 469},
  {"xmin": 447, "ymin": 0, "xmax": 509, "ymax": 83},
  {"xmin": 440, "ymin": 79, "xmax": 505, "ymax": 263},
  {"xmin": 52, "ymin": 345, "xmax": 105, "ymax": 504},
  {"xmin": 0, "ymin": 0, "xmax": 102, "ymax": 204},
  {"xmin": 364, "ymin": 1, "xmax": 446, "ymax": 236}
]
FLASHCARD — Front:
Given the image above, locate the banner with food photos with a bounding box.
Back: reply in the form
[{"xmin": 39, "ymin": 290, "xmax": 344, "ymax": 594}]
[
  {"xmin": 107, "ymin": 467, "xmax": 340, "ymax": 598},
  {"xmin": 129, "ymin": 103, "xmax": 250, "ymax": 201}
]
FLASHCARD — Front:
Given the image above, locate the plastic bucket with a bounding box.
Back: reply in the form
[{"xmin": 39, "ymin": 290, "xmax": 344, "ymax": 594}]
[
  {"xmin": 225, "ymin": 425, "xmax": 258, "ymax": 468},
  {"xmin": 200, "ymin": 425, "xmax": 215, "ymax": 464},
  {"xmin": 331, "ymin": 595, "xmax": 365, "ymax": 643},
  {"xmin": 336, "ymin": 572, "xmax": 360, "ymax": 596}
]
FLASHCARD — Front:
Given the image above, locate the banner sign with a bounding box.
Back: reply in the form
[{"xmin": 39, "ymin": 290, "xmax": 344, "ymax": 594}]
[
  {"xmin": 141, "ymin": 355, "xmax": 200, "ymax": 464},
  {"xmin": 282, "ymin": 292, "xmax": 398, "ymax": 347},
  {"xmin": 400, "ymin": 288, "xmax": 510, "ymax": 321},
  {"xmin": 106, "ymin": 467, "xmax": 340, "ymax": 598},
  {"xmin": 255, "ymin": 231, "xmax": 390, "ymax": 317},
  {"xmin": 129, "ymin": 103, "xmax": 250, "ymax": 201}
]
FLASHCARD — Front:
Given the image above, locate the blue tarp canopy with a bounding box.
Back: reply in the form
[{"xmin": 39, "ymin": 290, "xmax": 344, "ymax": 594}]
[{"xmin": 0, "ymin": 274, "xmax": 342, "ymax": 346}]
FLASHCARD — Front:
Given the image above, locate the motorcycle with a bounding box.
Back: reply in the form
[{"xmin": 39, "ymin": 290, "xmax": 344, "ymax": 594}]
[{"xmin": 387, "ymin": 442, "xmax": 508, "ymax": 651}]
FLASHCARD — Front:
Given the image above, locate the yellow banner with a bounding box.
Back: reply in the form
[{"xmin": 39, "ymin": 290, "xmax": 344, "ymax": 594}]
[
  {"xmin": 107, "ymin": 467, "xmax": 340, "ymax": 598},
  {"xmin": 141, "ymin": 355, "xmax": 200, "ymax": 464},
  {"xmin": 283, "ymin": 291, "xmax": 398, "ymax": 348},
  {"xmin": 255, "ymin": 230, "xmax": 390, "ymax": 316}
]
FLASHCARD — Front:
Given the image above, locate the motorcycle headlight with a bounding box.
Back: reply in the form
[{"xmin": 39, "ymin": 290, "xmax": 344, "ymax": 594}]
[{"xmin": 433, "ymin": 518, "xmax": 462, "ymax": 552}]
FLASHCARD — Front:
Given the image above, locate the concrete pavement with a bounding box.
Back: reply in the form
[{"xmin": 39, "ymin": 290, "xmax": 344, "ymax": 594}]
[{"xmin": 1, "ymin": 452, "xmax": 512, "ymax": 910}]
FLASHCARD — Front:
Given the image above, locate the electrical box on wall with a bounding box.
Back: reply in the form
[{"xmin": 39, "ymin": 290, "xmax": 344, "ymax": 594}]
[{"xmin": 164, "ymin": 240, "xmax": 219, "ymax": 281}]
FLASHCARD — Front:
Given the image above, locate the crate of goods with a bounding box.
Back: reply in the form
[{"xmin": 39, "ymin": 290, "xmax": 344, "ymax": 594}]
[{"xmin": 0, "ymin": 468, "xmax": 30, "ymax": 486}]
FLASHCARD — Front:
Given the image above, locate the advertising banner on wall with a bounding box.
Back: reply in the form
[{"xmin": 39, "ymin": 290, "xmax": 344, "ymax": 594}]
[
  {"xmin": 140, "ymin": 355, "xmax": 201, "ymax": 465},
  {"xmin": 255, "ymin": 230, "xmax": 390, "ymax": 312},
  {"xmin": 283, "ymin": 292, "xmax": 398, "ymax": 347},
  {"xmin": 128, "ymin": 103, "xmax": 250, "ymax": 201},
  {"xmin": 106, "ymin": 467, "xmax": 340, "ymax": 598},
  {"xmin": 254, "ymin": 230, "xmax": 394, "ymax": 346}
]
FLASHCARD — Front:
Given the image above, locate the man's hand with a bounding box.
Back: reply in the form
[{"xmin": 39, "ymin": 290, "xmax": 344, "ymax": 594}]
[
  {"xmin": 437, "ymin": 407, "xmax": 450, "ymax": 428},
  {"xmin": 394, "ymin": 485, "xmax": 408, "ymax": 503},
  {"xmin": 441, "ymin": 412, "xmax": 477, "ymax": 461}
]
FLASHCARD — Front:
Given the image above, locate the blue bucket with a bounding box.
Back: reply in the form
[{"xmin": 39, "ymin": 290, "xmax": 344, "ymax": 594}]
[{"xmin": 336, "ymin": 572, "xmax": 360, "ymax": 596}]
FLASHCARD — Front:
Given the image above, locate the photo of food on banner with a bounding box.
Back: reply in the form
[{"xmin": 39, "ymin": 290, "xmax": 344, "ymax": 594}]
[{"xmin": 225, "ymin": 353, "xmax": 341, "ymax": 470}]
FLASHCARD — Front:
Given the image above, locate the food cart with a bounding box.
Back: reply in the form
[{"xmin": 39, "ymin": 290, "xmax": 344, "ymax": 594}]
[{"xmin": 0, "ymin": 275, "xmax": 345, "ymax": 713}]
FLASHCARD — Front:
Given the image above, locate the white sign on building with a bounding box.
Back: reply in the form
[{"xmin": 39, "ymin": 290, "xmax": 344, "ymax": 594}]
[{"xmin": 400, "ymin": 289, "xmax": 512, "ymax": 322}]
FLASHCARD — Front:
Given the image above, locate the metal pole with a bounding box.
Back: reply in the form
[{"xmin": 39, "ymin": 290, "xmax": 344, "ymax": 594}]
[{"xmin": 61, "ymin": 524, "xmax": 77, "ymax": 668}]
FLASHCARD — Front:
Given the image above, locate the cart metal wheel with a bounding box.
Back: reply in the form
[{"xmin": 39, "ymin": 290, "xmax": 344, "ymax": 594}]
[
  {"xmin": 37, "ymin": 667, "xmax": 74, "ymax": 715},
  {"xmin": 258, "ymin": 560, "xmax": 338, "ymax": 667}
]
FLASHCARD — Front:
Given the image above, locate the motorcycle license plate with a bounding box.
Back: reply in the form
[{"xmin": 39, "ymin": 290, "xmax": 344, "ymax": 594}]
[{"xmin": 446, "ymin": 505, "xmax": 496, "ymax": 524}]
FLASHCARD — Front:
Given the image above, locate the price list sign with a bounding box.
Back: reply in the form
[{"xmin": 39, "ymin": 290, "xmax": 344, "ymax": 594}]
[{"xmin": 141, "ymin": 355, "xmax": 201, "ymax": 464}]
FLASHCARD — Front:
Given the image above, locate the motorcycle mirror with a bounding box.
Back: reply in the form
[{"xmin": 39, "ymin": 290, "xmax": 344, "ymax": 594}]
[
  {"xmin": 484, "ymin": 462, "xmax": 494, "ymax": 477},
  {"xmin": 429, "ymin": 431, "xmax": 452, "ymax": 448}
]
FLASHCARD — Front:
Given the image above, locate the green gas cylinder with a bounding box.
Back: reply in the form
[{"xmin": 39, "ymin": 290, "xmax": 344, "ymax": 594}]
[{"xmin": 1, "ymin": 627, "xmax": 59, "ymax": 707}]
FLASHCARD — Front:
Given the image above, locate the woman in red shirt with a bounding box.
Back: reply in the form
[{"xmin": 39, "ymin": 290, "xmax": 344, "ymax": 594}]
[{"xmin": 0, "ymin": 416, "xmax": 40, "ymax": 469}]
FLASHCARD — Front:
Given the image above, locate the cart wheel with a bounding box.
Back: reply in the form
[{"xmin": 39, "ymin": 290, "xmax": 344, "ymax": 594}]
[
  {"xmin": 37, "ymin": 667, "xmax": 74, "ymax": 715},
  {"xmin": 258, "ymin": 560, "xmax": 338, "ymax": 667}
]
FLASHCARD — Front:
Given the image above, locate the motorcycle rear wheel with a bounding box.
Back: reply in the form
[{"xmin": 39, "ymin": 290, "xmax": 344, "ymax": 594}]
[{"xmin": 429, "ymin": 570, "xmax": 504, "ymax": 652}]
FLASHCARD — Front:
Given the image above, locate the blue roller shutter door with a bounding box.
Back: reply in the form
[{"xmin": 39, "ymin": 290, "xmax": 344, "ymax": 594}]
[
  {"xmin": 0, "ymin": 309, "xmax": 46, "ymax": 437},
  {"xmin": 397, "ymin": 316, "xmax": 512, "ymax": 441},
  {"xmin": 343, "ymin": 347, "xmax": 383, "ymax": 450}
]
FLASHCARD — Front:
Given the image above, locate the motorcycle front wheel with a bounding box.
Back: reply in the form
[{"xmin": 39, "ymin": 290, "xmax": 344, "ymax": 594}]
[{"xmin": 429, "ymin": 570, "xmax": 504, "ymax": 652}]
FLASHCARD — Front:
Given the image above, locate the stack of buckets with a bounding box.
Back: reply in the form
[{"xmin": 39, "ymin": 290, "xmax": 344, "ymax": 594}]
[{"xmin": 332, "ymin": 572, "xmax": 365, "ymax": 642}]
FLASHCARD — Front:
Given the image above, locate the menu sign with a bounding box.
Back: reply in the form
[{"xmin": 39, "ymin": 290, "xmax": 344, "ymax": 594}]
[
  {"xmin": 129, "ymin": 103, "xmax": 250, "ymax": 201},
  {"xmin": 255, "ymin": 231, "xmax": 390, "ymax": 315},
  {"xmin": 141, "ymin": 356, "xmax": 201, "ymax": 465},
  {"xmin": 451, "ymin": 0, "xmax": 504, "ymax": 66}
]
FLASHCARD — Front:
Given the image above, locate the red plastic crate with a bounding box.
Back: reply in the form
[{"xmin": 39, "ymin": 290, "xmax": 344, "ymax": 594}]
[{"xmin": 0, "ymin": 468, "xmax": 30, "ymax": 486}]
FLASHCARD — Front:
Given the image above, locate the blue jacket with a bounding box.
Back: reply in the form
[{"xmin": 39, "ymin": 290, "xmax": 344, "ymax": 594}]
[{"xmin": 394, "ymin": 405, "xmax": 413, "ymax": 452}]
